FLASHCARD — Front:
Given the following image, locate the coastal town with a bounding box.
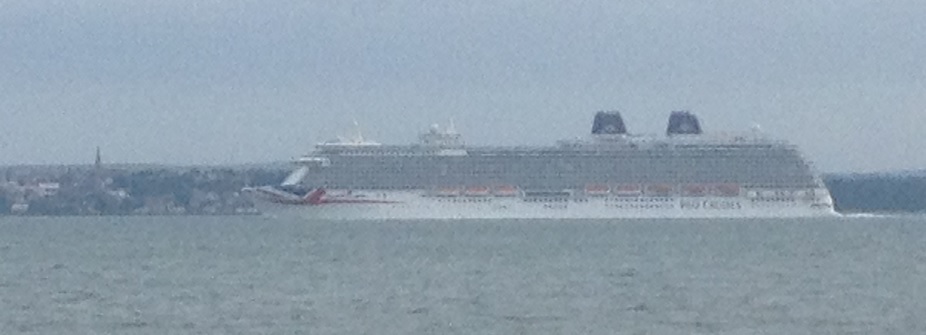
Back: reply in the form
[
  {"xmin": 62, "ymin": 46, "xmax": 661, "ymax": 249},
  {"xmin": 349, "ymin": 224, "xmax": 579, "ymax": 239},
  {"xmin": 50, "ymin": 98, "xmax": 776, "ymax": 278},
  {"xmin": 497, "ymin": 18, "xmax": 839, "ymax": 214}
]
[{"xmin": 0, "ymin": 149, "xmax": 288, "ymax": 216}]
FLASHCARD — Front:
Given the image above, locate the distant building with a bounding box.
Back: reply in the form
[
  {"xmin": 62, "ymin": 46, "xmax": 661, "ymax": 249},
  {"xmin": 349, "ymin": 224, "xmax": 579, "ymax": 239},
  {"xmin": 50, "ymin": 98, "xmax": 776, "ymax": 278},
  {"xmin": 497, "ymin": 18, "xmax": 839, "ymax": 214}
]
[
  {"xmin": 107, "ymin": 189, "xmax": 130, "ymax": 199},
  {"xmin": 37, "ymin": 182, "xmax": 60, "ymax": 197},
  {"xmin": 10, "ymin": 203, "xmax": 28, "ymax": 214}
]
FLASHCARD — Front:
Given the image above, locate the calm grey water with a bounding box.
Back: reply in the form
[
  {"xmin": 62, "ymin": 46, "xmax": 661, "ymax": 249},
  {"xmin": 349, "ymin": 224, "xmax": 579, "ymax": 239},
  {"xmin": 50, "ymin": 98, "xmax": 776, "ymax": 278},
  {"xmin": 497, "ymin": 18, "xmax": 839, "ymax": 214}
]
[{"xmin": 1, "ymin": 216, "xmax": 924, "ymax": 334}]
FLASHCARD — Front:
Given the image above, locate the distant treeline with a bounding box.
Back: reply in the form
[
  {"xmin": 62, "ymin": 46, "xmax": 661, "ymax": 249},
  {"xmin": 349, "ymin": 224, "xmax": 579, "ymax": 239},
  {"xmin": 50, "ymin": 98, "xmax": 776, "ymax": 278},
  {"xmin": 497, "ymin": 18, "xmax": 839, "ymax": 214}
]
[
  {"xmin": 3, "ymin": 165, "xmax": 926, "ymax": 215},
  {"xmin": 824, "ymin": 174, "xmax": 926, "ymax": 213},
  {"xmin": 0, "ymin": 167, "xmax": 290, "ymax": 216}
]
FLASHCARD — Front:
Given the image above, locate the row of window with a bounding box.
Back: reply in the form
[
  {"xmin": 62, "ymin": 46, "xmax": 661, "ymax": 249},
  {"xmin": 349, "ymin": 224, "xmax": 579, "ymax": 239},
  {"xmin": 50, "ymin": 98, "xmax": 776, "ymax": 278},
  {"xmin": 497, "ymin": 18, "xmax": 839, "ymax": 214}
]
[
  {"xmin": 750, "ymin": 198, "xmax": 799, "ymax": 202},
  {"xmin": 607, "ymin": 204, "xmax": 676, "ymax": 209},
  {"xmin": 436, "ymin": 198, "xmax": 493, "ymax": 203}
]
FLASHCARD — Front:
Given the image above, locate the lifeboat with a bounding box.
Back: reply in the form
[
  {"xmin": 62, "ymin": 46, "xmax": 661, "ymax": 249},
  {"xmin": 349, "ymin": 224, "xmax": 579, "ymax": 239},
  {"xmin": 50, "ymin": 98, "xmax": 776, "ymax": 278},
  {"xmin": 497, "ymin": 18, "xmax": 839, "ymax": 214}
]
[
  {"xmin": 492, "ymin": 185, "xmax": 519, "ymax": 197},
  {"xmin": 681, "ymin": 184, "xmax": 707, "ymax": 197},
  {"xmin": 613, "ymin": 184, "xmax": 642, "ymax": 196},
  {"xmin": 584, "ymin": 184, "xmax": 610, "ymax": 196},
  {"xmin": 464, "ymin": 186, "xmax": 491, "ymax": 197},
  {"xmin": 759, "ymin": 190, "xmax": 777, "ymax": 198},
  {"xmin": 712, "ymin": 184, "xmax": 741, "ymax": 197},
  {"xmin": 645, "ymin": 184, "xmax": 673, "ymax": 196},
  {"xmin": 435, "ymin": 187, "xmax": 461, "ymax": 197}
]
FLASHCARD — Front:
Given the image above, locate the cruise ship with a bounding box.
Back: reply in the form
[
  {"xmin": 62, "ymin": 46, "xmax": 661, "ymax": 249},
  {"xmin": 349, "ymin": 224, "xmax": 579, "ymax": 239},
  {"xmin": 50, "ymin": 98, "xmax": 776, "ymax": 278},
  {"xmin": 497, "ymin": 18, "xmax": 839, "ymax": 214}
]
[{"xmin": 243, "ymin": 111, "xmax": 836, "ymax": 219}]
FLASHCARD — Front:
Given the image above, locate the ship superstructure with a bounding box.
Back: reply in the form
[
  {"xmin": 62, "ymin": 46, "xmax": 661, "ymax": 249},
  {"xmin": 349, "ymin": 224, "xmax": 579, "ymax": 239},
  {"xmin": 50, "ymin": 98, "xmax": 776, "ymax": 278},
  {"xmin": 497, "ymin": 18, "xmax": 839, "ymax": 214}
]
[{"xmin": 245, "ymin": 111, "xmax": 836, "ymax": 219}]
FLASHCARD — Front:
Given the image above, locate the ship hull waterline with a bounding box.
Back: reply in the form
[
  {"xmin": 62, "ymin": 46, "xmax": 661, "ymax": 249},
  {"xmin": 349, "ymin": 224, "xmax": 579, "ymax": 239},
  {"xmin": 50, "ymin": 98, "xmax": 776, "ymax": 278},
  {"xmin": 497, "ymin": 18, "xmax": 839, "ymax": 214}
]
[{"xmin": 247, "ymin": 190, "xmax": 838, "ymax": 220}]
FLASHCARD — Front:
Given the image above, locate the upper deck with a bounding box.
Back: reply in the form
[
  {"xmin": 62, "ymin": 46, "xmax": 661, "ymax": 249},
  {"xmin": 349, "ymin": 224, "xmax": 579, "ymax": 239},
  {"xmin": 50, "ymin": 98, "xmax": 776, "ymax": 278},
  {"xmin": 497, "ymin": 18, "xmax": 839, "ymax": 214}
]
[
  {"xmin": 287, "ymin": 112, "xmax": 820, "ymax": 190},
  {"xmin": 308, "ymin": 130, "xmax": 790, "ymax": 157}
]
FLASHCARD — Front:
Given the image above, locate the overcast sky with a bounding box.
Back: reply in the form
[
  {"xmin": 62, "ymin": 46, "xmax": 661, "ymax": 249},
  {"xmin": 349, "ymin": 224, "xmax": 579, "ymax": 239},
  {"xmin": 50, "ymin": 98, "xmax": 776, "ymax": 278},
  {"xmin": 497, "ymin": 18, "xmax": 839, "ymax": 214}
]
[{"xmin": 1, "ymin": 0, "xmax": 923, "ymax": 172}]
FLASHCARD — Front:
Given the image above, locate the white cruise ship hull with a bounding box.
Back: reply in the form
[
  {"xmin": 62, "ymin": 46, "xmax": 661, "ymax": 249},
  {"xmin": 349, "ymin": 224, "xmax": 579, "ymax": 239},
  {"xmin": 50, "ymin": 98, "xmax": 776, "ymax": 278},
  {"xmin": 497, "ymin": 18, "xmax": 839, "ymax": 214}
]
[{"xmin": 248, "ymin": 190, "xmax": 838, "ymax": 220}]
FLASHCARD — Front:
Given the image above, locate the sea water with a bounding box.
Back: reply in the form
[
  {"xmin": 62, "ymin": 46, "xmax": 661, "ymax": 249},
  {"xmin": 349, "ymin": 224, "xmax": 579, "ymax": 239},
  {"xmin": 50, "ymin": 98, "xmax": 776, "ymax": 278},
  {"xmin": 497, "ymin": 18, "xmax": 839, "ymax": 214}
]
[{"xmin": 1, "ymin": 215, "xmax": 924, "ymax": 334}]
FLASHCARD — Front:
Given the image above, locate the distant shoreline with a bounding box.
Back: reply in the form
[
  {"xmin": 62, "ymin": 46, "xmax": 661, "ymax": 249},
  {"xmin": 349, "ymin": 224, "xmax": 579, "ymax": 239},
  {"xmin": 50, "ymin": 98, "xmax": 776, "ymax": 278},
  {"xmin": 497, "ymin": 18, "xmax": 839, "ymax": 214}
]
[
  {"xmin": 3, "ymin": 165, "xmax": 925, "ymax": 216},
  {"xmin": 1, "ymin": 213, "xmax": 263, "ymax": 218}
]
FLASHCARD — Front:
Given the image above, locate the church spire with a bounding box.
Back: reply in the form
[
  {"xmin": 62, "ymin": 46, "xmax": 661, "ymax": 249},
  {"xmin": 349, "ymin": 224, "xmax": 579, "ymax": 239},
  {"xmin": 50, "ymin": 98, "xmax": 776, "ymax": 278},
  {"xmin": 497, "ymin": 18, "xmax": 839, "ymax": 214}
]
[{"xmin": 95, "ymin": 146, "xmax": 102, "ymax": 170}]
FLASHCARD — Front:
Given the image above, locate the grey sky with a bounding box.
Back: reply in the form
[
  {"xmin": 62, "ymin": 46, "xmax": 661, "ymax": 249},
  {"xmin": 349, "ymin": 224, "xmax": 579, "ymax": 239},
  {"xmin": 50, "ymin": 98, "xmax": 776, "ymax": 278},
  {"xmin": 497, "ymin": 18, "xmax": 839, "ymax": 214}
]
[{"xmin": 1, "ymin": 0, "xmax": 923, "ymax": 172}]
